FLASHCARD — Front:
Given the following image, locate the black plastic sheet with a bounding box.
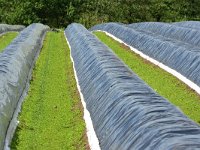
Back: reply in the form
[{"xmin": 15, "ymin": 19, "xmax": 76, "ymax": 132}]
[
  {"xmin": 0, "ymin": 23, "xmax": 49, "ymax": 149},
  {"xmin": 90, "ymin": 22, "xmax": 200, "ymax": 88},
  {"xmin": 66, "ymin": 23, "xmax": 200, "ymax": 150},
  {"xmin": 0, "ymin": 24, "xmax": 25, "ymax": 35}
]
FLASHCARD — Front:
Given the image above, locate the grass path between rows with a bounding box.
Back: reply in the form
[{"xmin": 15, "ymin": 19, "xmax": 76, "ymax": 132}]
[
  {"xmin": 0, "ymin": 32, "xmax": 18, "ymax": 52},
  {"xmin": 94, "ymin": 31, "xmax": 200, "ymax": 124},
  {"xmin": 11, "ymin": 31, "xmax": 88, "ymax": 149}
]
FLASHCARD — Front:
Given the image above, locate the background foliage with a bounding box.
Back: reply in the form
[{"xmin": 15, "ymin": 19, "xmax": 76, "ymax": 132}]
[{"xmin": 0, "ymin": 0, "xmax": 200, "ymax": 28}]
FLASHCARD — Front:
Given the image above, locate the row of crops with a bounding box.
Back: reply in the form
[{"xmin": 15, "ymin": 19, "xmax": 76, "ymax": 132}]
[
  {"xmin": 94, "ymin": 31, "xmax": 200, "ymax": 124},
  {"xmin": 0, "ymin": 22, "xmax": 200, "ymax": 149},
  {"xmin": 0, "ymin": 33, "xmax": 18, "ymax": 52},
  {"xmin": 10, "ymin": 31, "xmax": 88, "ymax": 149},
  {"xmin": 0, "ymin": 24, "xmax": 24, "ymax": 36},
  {"xmin": 90, "ymin": 22, "xmax": 200, "ymax": 91},
  {"xmin": 0, "ymin": 24, "xmax": 49, "ymax": 149}
]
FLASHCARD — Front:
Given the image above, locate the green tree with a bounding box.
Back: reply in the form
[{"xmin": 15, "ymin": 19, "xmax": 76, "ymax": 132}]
[{"xmin": 0, "ymin": 0, "xmax": 200, "ymax": 27}]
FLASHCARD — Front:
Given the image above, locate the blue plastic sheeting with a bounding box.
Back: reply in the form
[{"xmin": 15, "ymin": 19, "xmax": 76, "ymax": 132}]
[
  {"xmin": 90, "ymin": 23, "xmax": 200, "ymax": 87},
  {"xmin": 0, "ymin": 24, "xmax": 25, "ymax": 35},
  {"xmin": 126, "ymin": 22, "xmax": 200, "ymax": 57},
  {"xmin": 127, "ymin": 23, "xmax": 197, "ymax": 54},
  {"xmin": 173, "ymin": 21, "xmax": 200, "ymax": 30},
  {"xmin": 66, "ymin": 23, "xmax": 200, "ymax": 150},
  {"xmin": 0, "ymin": 23, "xmax": 49, "ymax": 149},
  {"xmin": 126, "ymin": 22, "xmax": 200, "ymax": 48}
]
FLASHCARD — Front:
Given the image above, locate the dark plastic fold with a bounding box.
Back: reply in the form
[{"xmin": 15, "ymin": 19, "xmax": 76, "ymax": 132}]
[
  {"xmin": 90, "ymin": 22, "xmax": 200, "ymax": 87},
  {"xmin": 0, "ymin": 23, "xmax": 49, "ymax": 149},
  {"xmin": 0, "ymin": 24, "xmax": 25, "ymax": 35},
  {"xmin": 66, "ymin": 23, "xmax": 200, "ymax": 150}
]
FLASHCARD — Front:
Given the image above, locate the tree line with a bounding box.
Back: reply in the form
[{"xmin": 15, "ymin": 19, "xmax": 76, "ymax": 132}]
[{"xmin": 0, "ymin": 0, "xmax": 200, "ymax": 28}]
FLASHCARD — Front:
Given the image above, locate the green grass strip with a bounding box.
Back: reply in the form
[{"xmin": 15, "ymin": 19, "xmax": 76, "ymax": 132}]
[
  {"xmin": 0, "ymin": 32, "xmax": 18, "ymax": 52},
  {"xmin": 94, "ymin": 31, "xmax": 200, "ymax": 124},
  {"xmin": 11, "ymin": 32, "xmax": 88, "ymax": 150}
]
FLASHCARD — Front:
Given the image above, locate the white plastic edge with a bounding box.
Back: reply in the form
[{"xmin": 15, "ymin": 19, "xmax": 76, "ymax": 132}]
[
  {"xmin": 64, "ymin": 32, "xmax": 101, "ymax": 150},
  {"xmin": 95, "ymin": 30, "xmax": 200, "ymax": 95}
]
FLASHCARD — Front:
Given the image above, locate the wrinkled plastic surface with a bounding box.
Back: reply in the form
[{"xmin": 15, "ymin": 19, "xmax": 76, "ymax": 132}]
[
  {"xmin": 0, "ymin": 24, "xmax": 25, "ymax": 35},
  {"xmin": 66, "ymin": 23, "xmax": 200, "ymax": 150},
  {"xmin": 90, "ymin": 22, "xmax": 200, "ymax": 87},
  {"xmin": 173, "ymin": 21, "xmax": 200, "ymax": 30},
  {"xmin": 0, "ymin": 23, "xmax": 49, "ymax": 149},
  {"xmin": 126, "ymin": 22, "xmax": 200, "ymax": 47}
]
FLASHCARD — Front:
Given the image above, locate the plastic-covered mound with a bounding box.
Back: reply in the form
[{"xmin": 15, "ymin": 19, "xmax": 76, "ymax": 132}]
[
  {"xmin": 66, "ymin": 23, "xmax": 200, "ymax": 150},
  {"xmin": 125, "ymin": 22, "xmax": 200, "ymax": 48},
  {"xmin": 0, "ymin": 24, "xmax": 25, "ymax": 35},
  {"xmin": 0, "ymin": 23, "xmax": 49, "ymax": 149},
  {"xmin": 90, "ymin": 22, "xmax": 200, "ymax": 88},
  {"xmin": 173, "ymin": 21, "xmax": 200, "ymax": 30}
]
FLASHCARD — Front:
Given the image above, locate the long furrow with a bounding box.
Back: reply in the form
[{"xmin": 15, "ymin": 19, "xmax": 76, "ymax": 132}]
[
  {"xmin": 11, "ymin": 32, "xmax": 88, "ymax": 149},
  {"xmin": 0, "ymin": 32, "xmax": 18, "ymax": 52}
]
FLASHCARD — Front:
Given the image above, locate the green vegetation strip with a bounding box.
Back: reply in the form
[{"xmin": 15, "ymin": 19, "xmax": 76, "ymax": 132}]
[
  {"xmin": 0, "ymin": 32, "xmax": 18, "ymax": 52},
  {"xmin": 11, "ymin": 32, "xmax": 88, "ymax": 149},
  {"xmin": 94, "ymin": 31, "xmax": 200, "ymax": 124}
]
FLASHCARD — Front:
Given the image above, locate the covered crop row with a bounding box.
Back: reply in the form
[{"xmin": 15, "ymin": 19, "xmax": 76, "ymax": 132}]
[
  {"xmin": 0, "ymin": 24, "xmax": 25, "ymax": 35},
  {"xmin": 94, "ymin": 31, "xmax": 200, "ymax": 123},
  {"xmin": 0, "ymin": 23, "xmax": 49, "ymax": 149},
  {"xmin": 127, "ymin": 24, "xmax": 195, "ymax": 53},
  {"xmin": 127, "ymin": 22, "xmax": 200, "ymax": 47},
  {"xmin": 173, "ymin": 21, "xmax": 200, "ymax": 30},
  {"xmin": 66, "ymin": 23, "xmax": 200, "ymax": 150},
  {"xmin": 90, "ymin": 23, "xmax": 200, "ymax": 89}
]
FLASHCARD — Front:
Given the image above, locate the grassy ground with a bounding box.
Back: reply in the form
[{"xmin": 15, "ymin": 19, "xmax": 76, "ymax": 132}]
[
  {"xmin": 0, "ymin": 32, "xmax": 18, "ymax": 52},
  {"xmin": 94, "ymin": 31, "xmax": 200, "ymax": 124},
  {"xmin": 11, "ymin": 32, "xmax": 88, "ymax": 150}
]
